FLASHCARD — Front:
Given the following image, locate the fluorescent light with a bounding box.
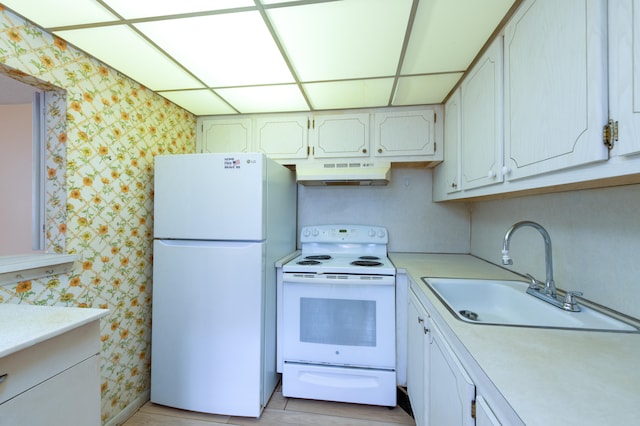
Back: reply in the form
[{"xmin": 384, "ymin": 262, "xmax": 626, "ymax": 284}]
[
  {"xmin": 159, "ymin": 90, "xmax": 237, "ymax": 115},
  {"xmin": 267, "ymin": 0, "xmax": 413, "ymax": 81},
  {"xmin": 102, "ymin": 0, "xmax": 254, "ymax": 19},
  {"xmin": 403, "ymin": 0, "xmax": 515, "ymax": 74},
  {"xmin": 303, "ymin": 79, "xmax": 394, "ymax": 110},
  {"xmin": 215, "ymin": 85, "xmax": 309, "ymax": 113},
  {"xmin": 393, "ymin": 74, "xmax": 463, "ymax": 105},
  {"xmin": 2, "ymin": 0, "xmax": 116, "ymax": 27},
  {"xmin": 54, "ymin": 26, "xmax": 204, "ymax": 91},
  {"xmin": 135, "ymin": 12, "xmax": 294, "ymax": 87}
]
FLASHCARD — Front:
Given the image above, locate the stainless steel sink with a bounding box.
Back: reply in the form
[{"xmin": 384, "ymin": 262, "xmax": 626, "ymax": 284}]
[{"xmin": 421, "ymin": 277, "xmax": 639, "ymax": 332}]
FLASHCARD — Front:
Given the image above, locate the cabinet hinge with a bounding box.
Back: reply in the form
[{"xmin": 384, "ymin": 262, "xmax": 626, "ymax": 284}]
[
  {"xmin": 471, "ymin": 399, "xmax": 476, "ymax": 419},
  {"xmin": 603, "ymin": 119, "xmax": 618, "ymax": 150}
]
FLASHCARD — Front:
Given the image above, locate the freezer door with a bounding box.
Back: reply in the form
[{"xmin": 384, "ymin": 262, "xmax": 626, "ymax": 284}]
[
  {"xmin": 154, "ymin": 153, "xmax": 266, "ymax": 240},
  {"xmin": 151, "ymin": 239, "xmax": 268, "ymax": 417}
]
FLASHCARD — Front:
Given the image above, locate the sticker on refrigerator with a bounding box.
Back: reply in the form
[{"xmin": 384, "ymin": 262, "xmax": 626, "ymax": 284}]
[{"xmin": 224, "ymin": 157, "xmax": 241, "ymax": 169}]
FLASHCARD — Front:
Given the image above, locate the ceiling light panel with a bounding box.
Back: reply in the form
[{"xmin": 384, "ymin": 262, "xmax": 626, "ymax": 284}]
[
  {"xmin": 266, "ymin": 0, "xmax": 413, "ymax": 81},
  {"xmin": 402, "ymin": 0, "xmax": 515, "ymax": 74},
  {"xmin": 393, "ymin": 73, "xmax": 464, "ymax": 106},
  {"xmin": 54, "ymin": 26, "xmax": 204, "ymax": 91},
  {"xmin": 215, "ymin": 85, "xmax": 309, "ymax": 114},
  {"xmin": 1, "ymin": 0, "xmax": 117, "ymax": 27},
  {"xmin": 303, "ymin": 78, "xmax": 395, "ymax": 110},
  {"xmin": 102, "ymin": 0, "xmax": 255, "ymax": 19},
  {"xmin": 135, "ymin": 12, "xmax": 294, "ymax": 87},
  {"xmin": 159, "ymin": 89, "xmax": 237, "ymax": 116}
]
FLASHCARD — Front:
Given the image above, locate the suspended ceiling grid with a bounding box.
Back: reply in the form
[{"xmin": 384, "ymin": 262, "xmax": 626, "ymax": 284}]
[{"xmin": 1, "ymin": 0, "xmax": 516, "ymax": 116}]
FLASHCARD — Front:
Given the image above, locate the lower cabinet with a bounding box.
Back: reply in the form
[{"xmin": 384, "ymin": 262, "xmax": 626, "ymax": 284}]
[
  {"xmin": 407, "ymin": 281, "xmax": 502, "ymax": 426},
  {"xmin": 0, "ymin": 321, "xmax": 101, "ymax": 425}
]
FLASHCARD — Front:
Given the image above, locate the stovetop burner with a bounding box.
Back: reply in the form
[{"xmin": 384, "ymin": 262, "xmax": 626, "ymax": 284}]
[
  {"xmin": 358, "ymin": 255, "xmax": 380, "ymax": 260},
  {"xmin": 297, "ymin": 260, "xmax": 322, "ymax": 265},
  {"xmin": 304, "ymin": 255, "xmax": 332, "ymax": 260},
  {"xmin": 350, "ymin": 260, "xmax": 383, "ymax": 267}
]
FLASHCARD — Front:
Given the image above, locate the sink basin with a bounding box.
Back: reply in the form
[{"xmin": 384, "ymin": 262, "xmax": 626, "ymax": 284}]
[{"xmin": 421, "ymin": 277, "xmax": 639, "ymax": 332}]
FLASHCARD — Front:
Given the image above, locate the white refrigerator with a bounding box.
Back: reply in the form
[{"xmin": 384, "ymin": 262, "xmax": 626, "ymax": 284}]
[{"xmin": 150, "ymin": 153, "xmax": 296, "ymax": 417}]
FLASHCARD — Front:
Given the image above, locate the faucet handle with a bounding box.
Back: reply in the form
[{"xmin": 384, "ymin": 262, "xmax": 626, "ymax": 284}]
[
  {"xmin": 563, "ymin": 291, "xmax": 583, "ymax": 312},
  {"xmin": 524, "ymin": 274, "xmax": 540, "ymax": 290}
]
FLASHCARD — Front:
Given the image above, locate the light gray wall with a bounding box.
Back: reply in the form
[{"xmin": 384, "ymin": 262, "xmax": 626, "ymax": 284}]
[
  {"xmin": 297, "ymin": 168, "xmax": 471, "ymax": 253},
  {"xmin": 469, "ymin": 184, "xmax": 640, "ymax": 319}
]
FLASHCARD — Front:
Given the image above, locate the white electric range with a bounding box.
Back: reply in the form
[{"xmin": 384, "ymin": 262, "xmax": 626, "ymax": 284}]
[{"xmin": 277, "ymin": 225, "xmax": 397, "ymax": 407}]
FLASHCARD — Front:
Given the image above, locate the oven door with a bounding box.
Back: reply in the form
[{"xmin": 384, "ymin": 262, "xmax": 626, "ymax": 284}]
[{"xmin": 281, "ymin": 272, "xmax": 396, "ymax": 369}]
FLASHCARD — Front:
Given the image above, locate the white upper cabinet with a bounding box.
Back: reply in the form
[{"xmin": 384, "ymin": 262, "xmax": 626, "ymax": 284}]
[
  {"xmin": 434, "ymin": 88, "xmax": 461, "ymax": 198},
  {"xmin": 609, "ymin": 0, "xmax": 640, "ymax": 157},
  {"xmin": 503, "ymin": 0, "xmax": 609, "ymax": 180},
  {"xmin": 255, "ymin": 115, "xmax": 310, "ymax": 159},
  {"xmin": 373, "ymin": 109, "xmax": 437, "ymax": 158},
  {"xmin": 460, "ymin": 36, "xmax": 504, "ymax": 190},
  {"xmin": 198, "ymin": 117, "xmax": 252, "ymax": 153},
  {"xmin": 311, "ymin": 113, "xmax": 370, "ymax": 158}
]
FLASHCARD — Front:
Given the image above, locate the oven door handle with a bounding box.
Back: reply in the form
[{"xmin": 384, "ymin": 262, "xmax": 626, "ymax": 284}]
[{"xmin": 282, "ymin": 273, "xmax": 395, "ymax": 286}]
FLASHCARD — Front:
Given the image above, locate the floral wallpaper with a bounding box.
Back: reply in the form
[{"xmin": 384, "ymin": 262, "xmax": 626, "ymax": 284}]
[{"xmin": 0, "ymin": 6, "xmax": 196, "ymax": 424}]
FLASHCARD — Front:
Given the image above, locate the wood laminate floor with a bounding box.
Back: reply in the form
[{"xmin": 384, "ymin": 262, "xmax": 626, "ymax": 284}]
[{"xmin": 121, "ymin": 387, "xmax": 415, "ymax": 426}]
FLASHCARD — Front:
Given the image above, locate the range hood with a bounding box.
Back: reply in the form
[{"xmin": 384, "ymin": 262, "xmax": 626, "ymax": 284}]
[{"xmin": 296, "ymin": 161, "xmax": 391, "ymax": 186}]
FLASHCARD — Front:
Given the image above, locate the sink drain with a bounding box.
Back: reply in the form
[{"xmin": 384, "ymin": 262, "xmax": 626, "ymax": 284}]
[{"xmin": 459, "ymin": 310, "xmax": 479, "ymax": 321}]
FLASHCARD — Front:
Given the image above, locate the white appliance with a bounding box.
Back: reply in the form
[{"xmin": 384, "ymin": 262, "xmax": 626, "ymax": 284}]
[
  {"xmin": 151, "ymin": 153, "xmax": 296, "ymax": 417},
  {"xmin": 278, "ymin": 225, "xmax": 397, "ymax": 407}
]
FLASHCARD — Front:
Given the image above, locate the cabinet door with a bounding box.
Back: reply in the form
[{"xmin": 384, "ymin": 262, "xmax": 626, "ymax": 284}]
[
  {"xmin": 609, "ymin": 0, "xmax": 640, "ymax": 156},
  {"xmin": 435, "ymin": 89, "xmax": 461, "ymax": 198},
  {"xmin": 503, "ymin": 0, "xmax": 609, "ymax": 179},
  {"xmin": 460, "ymin": 36, "xmax": 504, "ymax": 190},
  {"xmin": 199, "ymin": 117, "xmax": 252, "ymax": 153},
  {"xmin": 428, "ymin": 322, "xmax": 475, "ymax": 426},
  {"xmin": 255, "ymin": 115, "xmax": 310, "ymax": 160},
  {"xmin": 0, "ymin": 355, "xmax": 100, "ymax": 426},
  {"xmin": 407, "ymin": 289, "xmax": 429, "ymax": 426},
  {"xmin": 311, "ymin": 113, "xmax": 370, "ymax": 158},
  {"xmin": 476, "ymin": 395, "xmax": 502, "ymax": 426},
  {"xmin": 373, "ymin": 109, "xmax": 436, "ymax": 158}
]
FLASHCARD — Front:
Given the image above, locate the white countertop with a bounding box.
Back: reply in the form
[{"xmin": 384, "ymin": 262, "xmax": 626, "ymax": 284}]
[
  {"xmin": 0, "ymin": 304, "xmax": 108, "ymax": 358},
  {"xmin": 390, "ymin": 253, "xmax": 640, "ymax": 426}
]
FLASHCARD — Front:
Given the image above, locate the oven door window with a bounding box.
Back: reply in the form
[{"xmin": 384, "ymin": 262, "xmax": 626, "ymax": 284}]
[
  {"xmin": 300, "ymin": 298, "xmax": 376, "ymax": 347},
  {"xmin": 282, "ymin": 280, "xmax": 395, "ymax": 369}
]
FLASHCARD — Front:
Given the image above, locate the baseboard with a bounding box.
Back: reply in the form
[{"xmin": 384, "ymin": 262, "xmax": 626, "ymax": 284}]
[{"xmin": 104, "ymin": 391, "xmax": 150, "ymax": 426}]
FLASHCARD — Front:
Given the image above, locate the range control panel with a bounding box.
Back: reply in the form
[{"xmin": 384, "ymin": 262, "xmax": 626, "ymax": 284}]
[{"xmin": 300, "ymin": 225, "xmax": 388, "ymax": 244}]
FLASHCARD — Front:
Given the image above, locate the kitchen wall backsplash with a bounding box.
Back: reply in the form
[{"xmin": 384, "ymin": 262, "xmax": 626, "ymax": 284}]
[
  {"xmin": 469, "ymin": 184, "xmax": 640, "ymax": 320},
  {"xmin": 0, "ymin": 7, "xmax": 195, "ymax": 424},
  {"xmin": 298, "ymin": 168, "xmax": 471, "ymax": 253}
]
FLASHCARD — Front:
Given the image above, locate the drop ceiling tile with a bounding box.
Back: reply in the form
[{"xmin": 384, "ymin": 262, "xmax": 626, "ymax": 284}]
[
  {"xmin": 304, "ymin": 78, "xmax": 394, "ymax": 110},
  {"xmin": 2, "ymin": 0, "xmax": 117, "ymax": 27},
  {"xmin": 215, "ymin": 85, "xmax": 309, "ymax": 114},
  {"xmin": 54, "ymin": 26, "xmax": 204, "ymax": 91},
  {"xmin": 102, "ymin": 0, "xmax": 254, "ymax": 19},
  {"xmin": 159, "ymin": 89, "xmax": 236, "ymax": 116},
  {"xmin": 267, "ymin": 0, "xmax": 413, "ymax": 81},
  {"xmin": 135, "ymin": 12, "xmax": 294, "ymax": 87},
  {"xmin": 403, "ymin": 0, "xmax": 514, "ymax": 74},
  {"xmin": 393, "ymin": 73, "xmax": 463, "ymax": 106}
]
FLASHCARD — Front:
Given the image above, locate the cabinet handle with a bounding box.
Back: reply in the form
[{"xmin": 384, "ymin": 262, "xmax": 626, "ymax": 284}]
[
  {"xmin": 501, "ymin": 166, "xmax": 512, "ymax": 177},
  {"xmin": 362, "ymin": 148, "xmax": 367, "ymax": 154},
  {"xmin": 451, "ymin": 182, "xmax": 457, "ymax": 189},
  {"xmin": 487, "ymin": 170, "xmax": 497, "ymax": 179},
  {"xmin": 377, "ymin": 148, "xmax": 383, "ymax": 154},
  {"xmin": 0, "ymin": 373, "xmax": 8, "ymax": 384},
  {"xmin": 423, "ymin": 326, "xmax": 429, "ymax": 335},
  {"xmin": 417, "ymin": 316, "xmax": 424, "ymax": 324}
]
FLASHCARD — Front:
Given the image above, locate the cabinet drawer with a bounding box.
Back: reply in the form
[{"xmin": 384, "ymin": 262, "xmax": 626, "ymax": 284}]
[{"xmin": 0, "ymin": 321, "xmax": 99, "ymax": 404}]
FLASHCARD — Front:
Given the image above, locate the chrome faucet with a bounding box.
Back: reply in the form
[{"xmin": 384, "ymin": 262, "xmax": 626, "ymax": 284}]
[
  {"xmin": 502, "ymin": 221, "xmax": 556, "ymax": 296},
  {"xmin": 501, "ymin": 221, "xmax": 581, "ymax": 311}
]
